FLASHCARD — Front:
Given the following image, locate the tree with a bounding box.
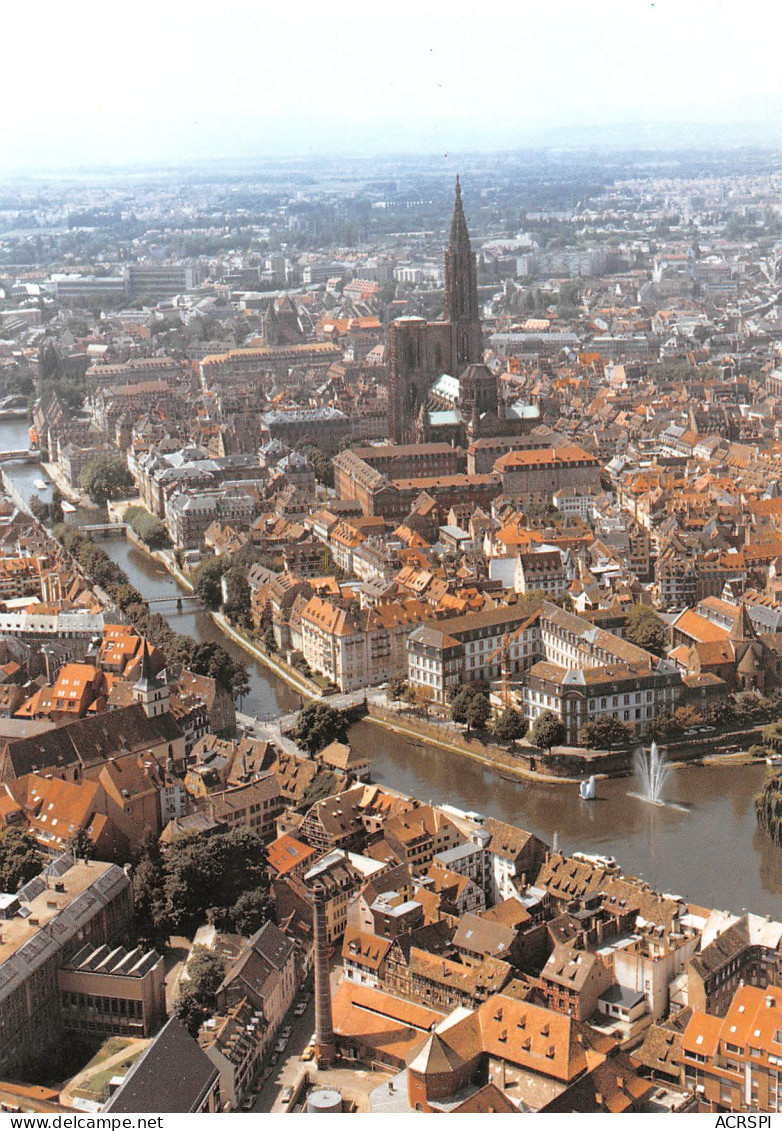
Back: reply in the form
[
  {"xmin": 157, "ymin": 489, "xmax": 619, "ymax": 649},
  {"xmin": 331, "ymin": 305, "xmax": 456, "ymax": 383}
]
[
  {"xmin": 262, "ymin": 625, "xmax": 277, "ymax": 653},
  {"xmin": 132, "ymin": 834, "xmax": 170, "ymax": 947},
  {"xmin": 530, "ymin": 710, "xmax": 566, "ymax": 752},
  {"xmin": 465, "ymin": 694, "xmax": 492, "ymax": 733},
  {"xmin": 124, "ymin": 505, "xmax": 169, "ymax": 549},
  {"xmin": 625, "ymin": 605, "xmax": 667, "ymax": 656},
  {"xmin": 293, "ymin": 702, "xmax": 350, "ymax": 754},
  {"xmin": 193, "ymin": 557, "xmax": 225, "ymax": 611},
  {"xmin": 579, "ymin": 716, "xmax": 634, "ymax": 750},
  {"xmin": 185, "ymin": 947, "xmax": 226, "ymax": 1002},
  {"xmin": 66, "ymin": 827, "xmax": 95, "ymax": 861},
  {"xmin": 174, "ymin": 944, "xmax": 226, "ymax": 1037},
  {"xmin": 450, "ymin": 686, "xmax": 480, "ymax": 725},
  {"xmin": 231, "ymin": 888, "xmax": 274, "ymax": 936},
  {"xmin": 650, "ymin": 710, "xmax": 682, "ymax": 742},
  {"xmin": 0, "ymin": 827, "xmax": 44, "ymax": 892},
  {"xmin": 387, "ymin": 678, "xmax": 408, "ymax": 706},
  {"xmin": 28, "ymin": 493, "xmax": 48, "ymax": 524},
  {"xmin": 756, "ymin": 772, "xmax": 782, "ymax": 845},
  {"xmin": 50, "ymin": 487, "xmax": 64, "ymax": 526},
  {"xmin": 79, "ymin": 452, "xmax": 133, "ymax": 504},
  {"xmin": 223, "ymin": 563, "xmax": 251, "ymax": 628},
  {"xmin": 179, "ymin": 640, "xmax": 250, "ymax": 701},
  {"xmin": 174, "ymin": 993, "xmax": 211, "ymax": 1038},
  {"xmin": 164, "ymin": 828, "xmax": 270, "ymax": 935},
  {"xmin": 492, "ymin": 707, "xmax": 528, "ymax": 746}
]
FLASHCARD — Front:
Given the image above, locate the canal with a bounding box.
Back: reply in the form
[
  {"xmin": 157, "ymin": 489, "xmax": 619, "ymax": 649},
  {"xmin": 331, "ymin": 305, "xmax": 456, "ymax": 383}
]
[{"xmin": 2, "ymin": 416, "xmax": 781, "ymax": 918}]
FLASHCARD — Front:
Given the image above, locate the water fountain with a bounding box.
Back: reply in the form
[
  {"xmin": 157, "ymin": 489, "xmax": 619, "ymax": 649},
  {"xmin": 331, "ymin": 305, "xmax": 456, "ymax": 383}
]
[
  {"xmin": 631, "ymin": 741, "xmax": 671, "ymax": 806},
  {"xmin": 579, "ymin": 775, "xmax": 597, "ymax": 800}
]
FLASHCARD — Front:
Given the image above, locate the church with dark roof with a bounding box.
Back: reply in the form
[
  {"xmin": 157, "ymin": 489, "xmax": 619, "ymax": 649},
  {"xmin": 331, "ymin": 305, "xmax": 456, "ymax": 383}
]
[{"xmin": 387, "ymin": 177, "xmax": 538, "ymax": 447}]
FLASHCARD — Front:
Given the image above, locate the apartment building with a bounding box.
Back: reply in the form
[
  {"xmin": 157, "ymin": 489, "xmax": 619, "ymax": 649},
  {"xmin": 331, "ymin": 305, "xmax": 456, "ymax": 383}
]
[
  {"xmin": 300, "ymin": 595, "xmax": 427, "ymax": 692},
  {"xmin": 496, "ymin": 445, "xmax": 601, "ymax": 505},
  {"xmin": 680, "ymin": 985, "xmax": 782, "ymax": 1112}
]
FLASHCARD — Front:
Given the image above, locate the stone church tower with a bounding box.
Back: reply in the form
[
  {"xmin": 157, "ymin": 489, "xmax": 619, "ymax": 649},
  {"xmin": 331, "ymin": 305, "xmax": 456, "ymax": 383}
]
[
  {"xmin": 387, "ymin": 178, "xmax": 483, "ymax": 442},
  {"xmin": 444, "ymin": 175, "xmax": 482, "ymax": 370}
]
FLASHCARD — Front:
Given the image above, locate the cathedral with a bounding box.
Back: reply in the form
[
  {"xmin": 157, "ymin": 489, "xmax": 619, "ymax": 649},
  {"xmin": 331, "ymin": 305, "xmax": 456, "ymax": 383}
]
[{"xmin": 387, "ymin": 177, "xmax": 536, "ymax": 446}]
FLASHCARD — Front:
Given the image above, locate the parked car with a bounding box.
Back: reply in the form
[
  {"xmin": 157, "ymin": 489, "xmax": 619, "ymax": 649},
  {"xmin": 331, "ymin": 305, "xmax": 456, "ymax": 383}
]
[
  {"xmin": 281, "ymin": 1025, "xmax": 293, "ymax": 1040},
  {"xmin": 274, "ymin": 1039, "xmax": 287, "ymax": 1055},
  {"xmin": 293, "ymin": 1001, "xmax": 307, "ymax": 1016},
  {"xmin": 281, "ymin": 1086, "xmax": 294, "ymax": 1107}
]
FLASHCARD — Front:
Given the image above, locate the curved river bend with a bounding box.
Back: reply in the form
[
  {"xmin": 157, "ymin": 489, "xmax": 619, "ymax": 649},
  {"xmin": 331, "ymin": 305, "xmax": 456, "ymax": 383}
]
[{"xmin": 2, "ymin": 418, "xmax": 780, "ymax": 918}]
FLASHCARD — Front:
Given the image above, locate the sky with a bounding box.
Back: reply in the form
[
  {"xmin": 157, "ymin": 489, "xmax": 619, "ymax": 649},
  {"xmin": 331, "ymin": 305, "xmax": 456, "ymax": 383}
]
[{"xmin": 4, "ymin": 0, "xmax": 782, "ymax": 172}]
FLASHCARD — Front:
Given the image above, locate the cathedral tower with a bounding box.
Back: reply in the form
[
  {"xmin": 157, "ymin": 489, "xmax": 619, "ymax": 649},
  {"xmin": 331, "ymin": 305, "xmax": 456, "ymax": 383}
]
[
  {"xmin": 444, "ymin": 175, "xmax": 482, "ymax": 370},
  {"xmin": 387, "ymin": 178, "xmax": 483, "ymax": 442}
]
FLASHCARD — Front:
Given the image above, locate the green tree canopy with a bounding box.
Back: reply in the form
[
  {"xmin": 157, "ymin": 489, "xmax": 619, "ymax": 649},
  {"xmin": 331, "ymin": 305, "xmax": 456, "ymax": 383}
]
[
  {"xmin": 530, "ymin": 710, "xmax": 566, "ymax": 752},
  {"xmin": 293, "ymin": 702, "xmax": 350, "ymax": 753},
  {"xmin": 223, "ymin": 562, "xmax": 251, "ymax": 628},
  {"xmin": 625, "ymin": 605, "xmax": 667, "ymax": 656},
  {"xmin": 450, "ymin": 684, "xmax": 490, "ymax": 725},
  {"xmin": 66, "ymin": 827, "xmax": 96, "ymax": 861},
  {"xmin": 492, "ymin": 707, "xmax": 528, "ymax": 745},
  {"xmin": 124, "ymin": 506, "xmax": 169, "ymax": 549},
  {"xmin": 79, "ymin": 452, "xmax": 133, "ymax": 504},
  {"xmin": 193, "ymin": 557, "xmax": 226, "ymax": 611},
  {"xmin": 465, "ymin": 694, "xmax": 492, "ymax": 733},
  {"xmin": 161, "ymin": 828, "xmax": 270, "ymax": 935},
  {"xmin": 0, "ymin": 827, "xmax": 44, "ymax": 892},
  {"xmin": 579, "ymin": 716, "xmax": 634, "ymax": 750}
]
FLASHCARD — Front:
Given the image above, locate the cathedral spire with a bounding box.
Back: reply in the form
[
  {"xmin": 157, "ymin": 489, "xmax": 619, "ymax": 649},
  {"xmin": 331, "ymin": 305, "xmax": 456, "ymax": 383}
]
[
  {"xmin": 449, "ymin": 175, "xmax": 470, "ymax": 250},
  {"xmin": 444, "ymin": 177, "xmax": 481, "ymax": 367}
]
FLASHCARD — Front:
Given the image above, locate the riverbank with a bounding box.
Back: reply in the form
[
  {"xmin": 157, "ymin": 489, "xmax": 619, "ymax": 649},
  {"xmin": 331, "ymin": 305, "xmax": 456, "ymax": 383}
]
[
  {"xmin": 137, "ymin": 544, "xmax": 321, "ymax": 700},
  {"xmin": 210, "ymin": 613, "xmax": 319, "ymax": 700},
  {"xmin": 366, "ymin": 703, "xmax": 575, "ymax": 784},
  {"xmin": 366, "ymin": 702, "xmax": 770, "ymax": 785},
  {"xmin": 41, "ymin": 462, "xmax": 99, "ymax": 509}
]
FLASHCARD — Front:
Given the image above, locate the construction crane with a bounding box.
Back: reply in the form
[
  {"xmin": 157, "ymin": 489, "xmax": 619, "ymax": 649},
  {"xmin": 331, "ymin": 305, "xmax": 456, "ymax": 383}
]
[{"xmin": 487, "ymin": 623, "xmax": 527, "ymax": 709}]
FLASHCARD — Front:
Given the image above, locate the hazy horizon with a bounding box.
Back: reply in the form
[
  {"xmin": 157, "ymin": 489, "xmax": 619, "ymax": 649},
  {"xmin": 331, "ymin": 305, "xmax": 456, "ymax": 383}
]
[{"xmin": 4, "ymin": 0, "xmax": 782, "ymax": 176}]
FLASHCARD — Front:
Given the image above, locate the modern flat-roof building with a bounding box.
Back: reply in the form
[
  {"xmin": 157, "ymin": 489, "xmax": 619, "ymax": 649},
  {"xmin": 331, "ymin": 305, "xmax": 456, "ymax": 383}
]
[{"xmin": 0, "ymin": 855, "xmax": 134, "ymax": 1075}]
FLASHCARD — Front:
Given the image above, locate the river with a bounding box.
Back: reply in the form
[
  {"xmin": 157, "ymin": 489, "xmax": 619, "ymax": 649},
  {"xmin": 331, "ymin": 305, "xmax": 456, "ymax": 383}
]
[{"xmin": 2, "ymin": 416, "xmax": 781, "ymax": 918}]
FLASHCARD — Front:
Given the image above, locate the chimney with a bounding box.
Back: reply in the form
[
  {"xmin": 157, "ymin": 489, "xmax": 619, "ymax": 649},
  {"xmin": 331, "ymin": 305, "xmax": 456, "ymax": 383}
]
[{"xmin": 311, "ymin": 883, "xmax": 336, "ymax": 1067}]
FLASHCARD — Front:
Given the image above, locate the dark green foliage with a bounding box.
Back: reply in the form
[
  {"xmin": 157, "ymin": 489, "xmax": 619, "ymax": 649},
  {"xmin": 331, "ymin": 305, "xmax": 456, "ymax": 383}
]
[
  {"xmin": 387, "ymin": 678, "xmax": 408, "ymax": 704},
  {"xmin": 530, "ymin": 710, "xmax": 566, "ymax": 752},
  {"xmin": 293, "ymin": 702, "xmax": 350, "ymax": 753},
  {"xmin": 133, "ymin": 828, "xmax": 271, "ymax": 941},
  {"xmin": 78, "ymin": 452, "xmax": 134, "ymax": 504},
  {"xmin": 174, "ymin": 994, "xmax": 211, "ymax": 1038},
  {"xmin": 297, "ymin": 442, "xmax": 334, "ymax": 487},
  {"xmin": 450, "ymin": 684, "xmax": 490, "ymax": 725},
  {"xmin": 262, "ymin": 625, "xmax": 277, "ymax": 652},
  {"xmin": 756, "ymin": 773, "xmax": 782, "ymax": 845},
  {"xmin": 0, "ymin": 827, "xmax": 44, "ymax": 892},
  {"xmin": 54, "ymin": 527, "xmax": 249, "ymax": 700},
  {"xmin": 193, "ymin": 556, "xmax": 225, "ymax": 611},
  {"xmin": 175, "ymin": 944, "xmax": 227, "ymax": 1037},
  {"xmin": 231, "ymin": 888, "xmax": 274, "ymax": 936},
  {"xmin": 579, "ymin": 716, "xmax": 634, "ymax": 750},
  {"xmin": 464, "ymin": 694, "xmax": 492, "ymax": 732},
  {"xmin": 625, "ymin": 605, "xmax": 667, "ymax": 656},
  {"xmin": 223, "ymin": 562, "xmax": 251, "ymax": 628},
  {"xmin": 66, "ymin": 827, "xmax": 95, "ymax": 861},
  {"xmin": 650, "ymin": 710, "xmax": 682, "ymax": 742},
  {"xmin": 492, "ymin": 707, "xmax": 528, "ymax": 745},
  {"xmin": 125, "ymin": 505, "xmax": 169, "ymax": 548},
  {"xmin": 50, "ymin": 487, "xmax": 64, "ymax": 526}
]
